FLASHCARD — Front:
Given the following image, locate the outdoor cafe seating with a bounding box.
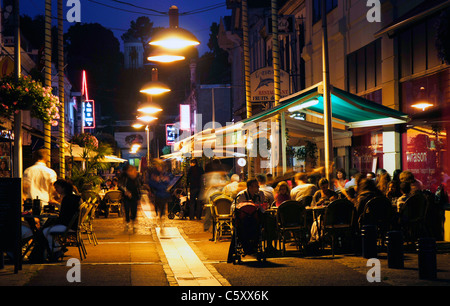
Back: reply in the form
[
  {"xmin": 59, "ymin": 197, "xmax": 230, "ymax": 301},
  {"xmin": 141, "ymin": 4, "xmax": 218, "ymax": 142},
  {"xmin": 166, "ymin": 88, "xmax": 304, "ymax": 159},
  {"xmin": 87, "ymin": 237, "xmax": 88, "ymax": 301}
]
[
  {"xmin": 275, "ymin": 200, "xmax": 308, "ymax": 256},
  {"xmin": 211, "ymin": 194, "xmax": 233, "ymax": 242}
]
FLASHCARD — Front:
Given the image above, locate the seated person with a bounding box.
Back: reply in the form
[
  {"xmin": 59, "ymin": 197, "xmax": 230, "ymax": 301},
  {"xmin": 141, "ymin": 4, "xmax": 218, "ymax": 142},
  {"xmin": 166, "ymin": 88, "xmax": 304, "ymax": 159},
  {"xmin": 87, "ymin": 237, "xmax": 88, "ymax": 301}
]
[
  {"xmin": 312, "ymin": 178, "xmax": 337, "ymax": 207},
  {"xmin": 234, "ymin": 178, "xmax": 266, "ymax": 210},
  {"xmin": 273, "ymin": 181, "xmax": 291, "ymax": 207},
  {"xmin": 290, "ymin": 173, "xmax": 318, "ymax": 202},
  {"xmin": 43, "ymin": 179, "xmax": 81, "ymax": 257},
  {"xmin": 222, "ymin": 174, "xmax": 240, "ymax": 199},
  {"xmin": 256, "ymin": 173, "xmax": 274, "ymax": 205},
  {"xmin": 396, "ymin": 181, "xmax": 411, "ymax": 213}
]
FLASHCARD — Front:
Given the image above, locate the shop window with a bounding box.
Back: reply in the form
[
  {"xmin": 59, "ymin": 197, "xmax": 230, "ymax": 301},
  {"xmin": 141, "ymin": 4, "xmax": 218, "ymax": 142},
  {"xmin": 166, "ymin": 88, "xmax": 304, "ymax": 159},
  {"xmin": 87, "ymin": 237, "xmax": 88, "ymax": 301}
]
[
  {"xmin": 401, "ymin": 69, "xmax": 450, "ymax": 191},
  {"xmin": 351, "ymin": 129, "xmax": 383, "ymax": 174}
]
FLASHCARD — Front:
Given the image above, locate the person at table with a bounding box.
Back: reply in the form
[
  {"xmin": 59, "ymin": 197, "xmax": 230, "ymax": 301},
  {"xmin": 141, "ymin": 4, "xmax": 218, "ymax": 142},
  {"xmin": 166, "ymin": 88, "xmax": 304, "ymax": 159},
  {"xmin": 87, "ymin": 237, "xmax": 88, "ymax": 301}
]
[
  {"xmin": 333, "ymin": 168, "xmax": 348, "ymax": 192},
  {"xmin": 386, "ymin": 180, "xmax": 401, "ymax": 204},
  {"xmin": 256, "ymin": 173, "xmax": 274, "ymax": 206},
  {"xmin": 354, "ymin": 178, "xmax": 384, "ymax": 228},
  {"xmin": 23, "ymin": 148, "xmax": 58, "ymax": 209},
  {"xmin": 234, "ymin": 178, "xmax": 266, "ymax": 210},
  {"xmin": 222, "ymin": 174, "xmax": 240, "ymax": 199},
  {"xmin": 43, "ymin": 179, "xmax": 81, "ymax": 258},
  {"xmin": 344, "ymin": 168, "xmax": 360, "ymax": 190},
  {"xmin": 399, "ymin": 170, "xmax": 422, "ymax": 195},
  {"xmin": 290, "ymin": 173, "xmax": 318, "ymax": 202},
  {"xmin": 312, "ymin": 178, "xmax": 338, "ymax": 207},
  {"xmin": 273, "ymin": 181, "xmax": 291, "ymax": 207},
  {"xmin": 396, "ymin": 181, "xmax": 411, "ymax": 213},
  {"xmin": 109, "ymin": 177, "xmax": 119, "ymax": 190}
]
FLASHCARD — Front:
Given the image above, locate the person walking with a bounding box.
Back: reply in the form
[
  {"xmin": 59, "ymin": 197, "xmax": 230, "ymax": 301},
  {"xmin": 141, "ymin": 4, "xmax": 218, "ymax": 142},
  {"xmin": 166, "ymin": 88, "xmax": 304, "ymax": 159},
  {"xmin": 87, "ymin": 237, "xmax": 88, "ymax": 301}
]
[
  {"xmin": 23, "ymin": 148, "xmax": 57, "ymax": 209},
  {"xmin": 148, "ymin": 159, "xmax": 171, "ymax": 228},
  {"xmin": 186, "ymin": 158, "xmax": 204, "ymax": 220},
  {"xmin": 119, "ymin": 164, "xmax": 142, "ymax": 233}
]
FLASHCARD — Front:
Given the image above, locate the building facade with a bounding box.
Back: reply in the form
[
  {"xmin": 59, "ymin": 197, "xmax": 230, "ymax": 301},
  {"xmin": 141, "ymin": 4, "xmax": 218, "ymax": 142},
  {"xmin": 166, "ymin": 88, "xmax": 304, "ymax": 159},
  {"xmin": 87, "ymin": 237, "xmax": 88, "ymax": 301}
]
[{"xmin": 218, "ymin": 0, "xmax": 449, "ymax": 189}]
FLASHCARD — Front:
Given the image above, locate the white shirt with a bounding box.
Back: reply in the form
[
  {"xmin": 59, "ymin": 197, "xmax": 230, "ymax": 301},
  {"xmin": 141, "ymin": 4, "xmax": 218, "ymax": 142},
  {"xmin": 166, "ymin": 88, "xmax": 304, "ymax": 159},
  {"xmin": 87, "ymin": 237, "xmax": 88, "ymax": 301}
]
[
  {"xmin": 290, "ymin": 183, "xmax": 317, "ymax": 201},
  {"xmin": 23, "ymin": 162, "xmax": 57, "ymax": 206}
]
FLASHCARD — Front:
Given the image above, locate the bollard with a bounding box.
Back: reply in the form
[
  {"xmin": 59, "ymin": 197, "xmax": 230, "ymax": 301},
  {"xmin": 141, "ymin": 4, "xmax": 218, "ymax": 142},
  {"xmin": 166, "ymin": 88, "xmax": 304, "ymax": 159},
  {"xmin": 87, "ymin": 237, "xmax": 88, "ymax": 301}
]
[
  {"xmin": 361, "ymin": 225, "xmax": 377, "ymax": 259},
  {"xmin": 417, "ymin": 237, "xmax": 437, "ymax": 280},
  {"xmin": 386, "ymin": 231, "xmax": 404, "ymax": 269}
]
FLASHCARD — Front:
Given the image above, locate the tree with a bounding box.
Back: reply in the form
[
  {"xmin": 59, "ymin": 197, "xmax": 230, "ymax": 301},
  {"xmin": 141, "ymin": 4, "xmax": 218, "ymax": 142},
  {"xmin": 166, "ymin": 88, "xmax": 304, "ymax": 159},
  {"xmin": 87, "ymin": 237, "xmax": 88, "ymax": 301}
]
[
  {"xmin": 436, "ymin": 8, "xmax": 450, "ymax": 65},
  {"xmin": 64, "ymin": 23, "xmax": 123, "ymax": 118},
  {"xmin": 121, "ymin": 16, "xmax": 154, "ymax": 45},
  {"xmin": 197, "ymin": 22, "xmax": 231, "ymax": 85}
]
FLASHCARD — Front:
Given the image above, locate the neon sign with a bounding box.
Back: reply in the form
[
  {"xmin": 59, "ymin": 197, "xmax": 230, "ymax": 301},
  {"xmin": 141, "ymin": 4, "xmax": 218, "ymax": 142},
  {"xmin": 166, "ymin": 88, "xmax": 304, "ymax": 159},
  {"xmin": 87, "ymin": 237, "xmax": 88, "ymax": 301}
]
[{"xmin": 83, "ymin": 100, "xmax": 95, "ymax": 129}]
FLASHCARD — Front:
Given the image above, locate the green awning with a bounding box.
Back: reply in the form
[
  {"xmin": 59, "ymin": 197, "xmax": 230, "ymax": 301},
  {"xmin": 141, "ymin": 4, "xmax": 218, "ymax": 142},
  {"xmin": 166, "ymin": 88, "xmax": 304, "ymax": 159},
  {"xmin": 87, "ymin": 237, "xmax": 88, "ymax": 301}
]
[{"xmin": 243, "ymin": 83, "xmax": 409, "ymax": 128}]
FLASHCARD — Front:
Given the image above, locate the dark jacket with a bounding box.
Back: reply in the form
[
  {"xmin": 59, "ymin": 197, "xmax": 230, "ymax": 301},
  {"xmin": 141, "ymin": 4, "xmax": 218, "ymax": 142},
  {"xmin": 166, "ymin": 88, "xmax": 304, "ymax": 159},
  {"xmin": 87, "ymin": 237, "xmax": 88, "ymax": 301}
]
[
  {"xmin": 148, "ymin": 170, "xmax": 171, "ymax": 199},
  {"xmin": 187, "ymin": 165, "xmax": 204, "ymax": 189},
  {"xmin": 58, "ymin": 194, "xmax": 81, "ymax": 230}
]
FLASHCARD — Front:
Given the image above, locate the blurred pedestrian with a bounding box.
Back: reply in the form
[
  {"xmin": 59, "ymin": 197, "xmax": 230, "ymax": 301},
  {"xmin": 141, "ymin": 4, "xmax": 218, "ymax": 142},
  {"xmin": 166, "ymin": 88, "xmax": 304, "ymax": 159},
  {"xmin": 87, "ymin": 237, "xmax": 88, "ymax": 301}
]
[
  {"xmin": 148, "ymin": 159, "xmax": 171, "ymax": 228},
  {"xmin": 186, "ymin": 158, "xmax": 205, "ymax": 220},
  {"xmin": 119, "ymin": 164, "xmax": 142, "ymax": 232}
]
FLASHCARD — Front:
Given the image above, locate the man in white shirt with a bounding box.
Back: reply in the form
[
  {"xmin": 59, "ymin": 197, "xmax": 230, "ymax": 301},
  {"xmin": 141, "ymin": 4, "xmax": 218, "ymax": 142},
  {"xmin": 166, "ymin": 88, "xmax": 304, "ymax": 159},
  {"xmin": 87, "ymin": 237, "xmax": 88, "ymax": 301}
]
[
  {"xmin": 222, "ymin": 174, "xmax": 240, "ymax": 199},
  {"xmin": 290, "ymin": 172, "xmax": 317, "ymax": 202},
  {"xmin": 23, "ymin": 148, "xmax": 57, "ymax": 208}
]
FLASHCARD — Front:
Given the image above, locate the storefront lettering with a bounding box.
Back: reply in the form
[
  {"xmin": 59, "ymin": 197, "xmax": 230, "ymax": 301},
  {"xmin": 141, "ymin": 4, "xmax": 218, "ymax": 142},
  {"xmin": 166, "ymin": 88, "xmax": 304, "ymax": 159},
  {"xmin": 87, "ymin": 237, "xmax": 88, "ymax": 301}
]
[{"xmin": 406, "ymin": 152, "xmax": 428, "ymax": 163}]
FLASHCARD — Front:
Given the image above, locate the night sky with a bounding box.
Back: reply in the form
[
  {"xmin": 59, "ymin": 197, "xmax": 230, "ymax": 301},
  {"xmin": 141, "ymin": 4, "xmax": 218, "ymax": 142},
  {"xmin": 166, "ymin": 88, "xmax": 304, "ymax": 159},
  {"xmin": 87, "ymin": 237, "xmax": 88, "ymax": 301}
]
[{"xmin": 20, "ymin": 0, "xmax": 230, "ymax": 56}]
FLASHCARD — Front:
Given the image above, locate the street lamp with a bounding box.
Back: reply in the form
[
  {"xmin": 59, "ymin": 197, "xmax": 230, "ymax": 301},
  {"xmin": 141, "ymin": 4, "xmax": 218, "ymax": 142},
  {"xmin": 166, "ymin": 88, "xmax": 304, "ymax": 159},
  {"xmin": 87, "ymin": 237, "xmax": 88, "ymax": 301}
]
[
  {"xmin": 133, "ymin": 116, "xmax": 158, "ymax": 166},
  {"xmin": 148, "ymin": 6, "xmax": 200, "ymax": 50}
]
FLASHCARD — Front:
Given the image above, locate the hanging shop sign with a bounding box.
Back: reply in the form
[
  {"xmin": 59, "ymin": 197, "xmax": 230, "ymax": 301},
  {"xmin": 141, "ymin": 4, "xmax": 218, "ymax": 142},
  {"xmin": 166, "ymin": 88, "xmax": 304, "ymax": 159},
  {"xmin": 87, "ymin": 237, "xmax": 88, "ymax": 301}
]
[
  {"xmin": 83, "ymin": 100, "xmax": 95, "ymax": 129},
  {"xmin": 250, "ymin": 67, "xmax": 290, "ymax": 103},
  {"xmin": 166, "ymin": 124, "xmax": 179, "ymax": 146}
]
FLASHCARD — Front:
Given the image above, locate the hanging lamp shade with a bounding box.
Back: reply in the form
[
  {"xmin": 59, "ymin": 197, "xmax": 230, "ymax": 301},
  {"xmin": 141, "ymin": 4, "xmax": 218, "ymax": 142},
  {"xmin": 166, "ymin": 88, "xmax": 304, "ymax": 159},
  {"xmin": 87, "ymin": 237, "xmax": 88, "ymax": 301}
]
[{"xmin": 148, "ymin": 6, "xmax": 200, "ymax": 50}]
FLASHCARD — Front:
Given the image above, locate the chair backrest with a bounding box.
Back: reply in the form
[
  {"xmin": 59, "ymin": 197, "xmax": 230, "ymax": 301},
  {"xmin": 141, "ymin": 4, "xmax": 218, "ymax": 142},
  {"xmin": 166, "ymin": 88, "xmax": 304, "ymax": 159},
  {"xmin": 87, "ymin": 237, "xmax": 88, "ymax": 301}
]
[
  {"xmin": 276, "ymin": 200, "xmax": 306, "ymax": 228},
  {"xmin": 299, "ymin": 196, "xmax": 313, "ymax": 208},
  {"xmin": 78, "ymin": 202, "xmax": 90, "ymax": 228},
  {"xmin": 323, "ymin": 199, "xmax": 354, "ymax": 227},
  {"xmin": 361, "ymin": 196, "xmax": 394, "ymax": 226},
  {"xmin": 103, "ymin": 190, "xmax": 123, "ymax": 203},
  {"xmin": 401, "ymin": 193, "xmax": 427, "ymax": 221},
  {"xmin": 81, "ymin": 190, "xmax": 99, "ymax": 202},
  {"xmin": 209, "ymin": 191, "xmax": 224, "ymax": 204},
  {"xmin": 213, "ymin": 196, "xmax": 233, "ymax": 216}
]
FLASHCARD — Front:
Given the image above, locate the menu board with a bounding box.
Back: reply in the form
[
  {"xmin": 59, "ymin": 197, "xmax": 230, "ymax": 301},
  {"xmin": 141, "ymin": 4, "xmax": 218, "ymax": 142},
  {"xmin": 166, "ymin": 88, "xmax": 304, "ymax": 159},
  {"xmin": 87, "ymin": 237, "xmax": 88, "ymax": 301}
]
[{"xmin": 0, "ymin": 178, "xmax": 22, "ymax": 273}]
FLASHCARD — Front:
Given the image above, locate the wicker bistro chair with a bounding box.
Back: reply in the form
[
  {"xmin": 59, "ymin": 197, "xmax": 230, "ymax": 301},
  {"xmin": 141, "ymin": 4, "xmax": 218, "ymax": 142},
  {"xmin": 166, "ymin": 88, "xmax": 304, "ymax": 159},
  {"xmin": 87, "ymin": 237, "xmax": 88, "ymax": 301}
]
[
  {"xmin": 102, "ymin": 190, "xmax": 124, "ymax": 218},
  {"xmin": 50, "ymin": 202, "xmax": 89, "ymax": 261},
  {"xmin": 321, "ymin": 199, "xmax": 355, "ymax": 257},
  {"xmin": 276, "ymin": 200, "xmax": 308, "ymax": 256},
  {"xmin": 359, "ymin": 196, "xmax": 395, "ymax": 246},
  {"xmin": 212, "ymin": 195, "xmax": 234, "ymax": 242},
  {"xmin": 81, "ymin": 202, "xmax": 98, "ymax": 246}
]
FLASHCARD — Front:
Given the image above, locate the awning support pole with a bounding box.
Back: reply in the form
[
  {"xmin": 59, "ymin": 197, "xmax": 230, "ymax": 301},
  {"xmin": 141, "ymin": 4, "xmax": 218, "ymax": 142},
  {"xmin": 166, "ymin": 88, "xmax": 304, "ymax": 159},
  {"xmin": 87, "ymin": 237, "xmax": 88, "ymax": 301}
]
[{"xmin": 322, "ymin": 0, "xmax": 333, "ymax": 181}]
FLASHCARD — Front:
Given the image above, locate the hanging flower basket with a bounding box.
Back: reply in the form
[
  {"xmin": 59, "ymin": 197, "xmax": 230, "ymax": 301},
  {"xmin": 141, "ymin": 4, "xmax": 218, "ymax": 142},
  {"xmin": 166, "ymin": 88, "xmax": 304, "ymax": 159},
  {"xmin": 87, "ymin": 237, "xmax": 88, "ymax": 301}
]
[{"xmin": 0, "ymin": 74, "xmax": 60, "ymax": 126}]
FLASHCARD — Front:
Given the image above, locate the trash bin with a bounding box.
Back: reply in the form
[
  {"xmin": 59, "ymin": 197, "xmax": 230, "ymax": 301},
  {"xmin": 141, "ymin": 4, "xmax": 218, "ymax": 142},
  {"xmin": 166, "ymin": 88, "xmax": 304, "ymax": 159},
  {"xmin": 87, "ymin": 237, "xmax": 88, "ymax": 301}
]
[
  {"xmin": 386, "ymin": 231, "xmax": 404, "ymax": 269},
  {"xmin": 361, "ymin": 225, "xmax": 377, "ymax": 259},
  {"xmin": 417, "ymin": 237, "xmax": 437, "ymax": 280}
]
